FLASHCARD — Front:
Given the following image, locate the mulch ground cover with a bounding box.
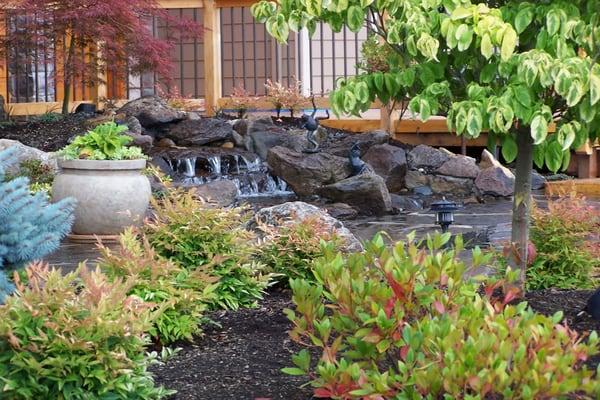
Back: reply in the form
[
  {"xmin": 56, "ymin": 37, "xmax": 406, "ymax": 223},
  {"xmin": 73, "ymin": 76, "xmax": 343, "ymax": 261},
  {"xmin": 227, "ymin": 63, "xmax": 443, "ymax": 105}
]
[
  {"xmin": 0, "ymin": 115, "xmax": 90, "ymax": 152},
  {"xmin": 151, "ymin": 288, "xmax": 600, "ymax": 400}
]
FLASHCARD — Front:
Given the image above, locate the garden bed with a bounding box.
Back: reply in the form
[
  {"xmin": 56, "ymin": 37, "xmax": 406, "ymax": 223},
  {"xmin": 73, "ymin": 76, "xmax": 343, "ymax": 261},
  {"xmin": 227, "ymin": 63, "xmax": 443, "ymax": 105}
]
[
  {"xmin": 151, "ymin": 288, "xmax": 600, "ymax": 400},
  {"xmin": 0, "ymin": 114, "xmax": 90, "ymax": 151}
]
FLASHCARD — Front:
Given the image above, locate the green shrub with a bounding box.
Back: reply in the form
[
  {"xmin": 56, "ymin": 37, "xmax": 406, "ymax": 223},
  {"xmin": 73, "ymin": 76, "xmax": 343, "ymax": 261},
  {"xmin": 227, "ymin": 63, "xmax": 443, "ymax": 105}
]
[
  {"xmin": 60, "ymin": 121, "xmax": 146, "ymax": 160},
  {"xmin": 4, "ymin": 159, "xmax": 55, "ymax": 195},
  {"xmin": 526, "ymin": 193, "xmax": 600, "ymax": 290},
  {"xmin": 144, "ymin": 189, "xmax": 271, "ymax": 310},
  {"xmin": 99, "ymin": 229, "xmax": 217, "ymax": 344},
  {"xmin": 0, "ymin": 262, "xmax": 171, "ymax": 399},
  {"xmin": 256, "ymin": 216, "xmax": 346, "ymax": 284},
  {"xmin": 284, "ymin": 233, "xmax": 600, "ymax": 399}
]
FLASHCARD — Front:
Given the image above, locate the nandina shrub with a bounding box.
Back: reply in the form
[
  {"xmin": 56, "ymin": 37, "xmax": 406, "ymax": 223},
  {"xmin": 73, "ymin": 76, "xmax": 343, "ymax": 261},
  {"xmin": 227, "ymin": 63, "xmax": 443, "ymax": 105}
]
[
  {"xmin": 527, "ymin": 192, "xmax": 600, "ymax": 290},
  {"xmin": 99, "ymin": 229, "xmax": 217, "ymax": 344},
  {"xmin": 256, "ymin": 216, "xmax": 346, "ymax": 284},
  {"xmin": 0, "ymin": 263, "xmax": 171, "ymax": 399},
  {"xmin": 284, "ymin": 233, "xmax": 600, "ymax": 399},
  {"xmin": 144, "ymin": 188, "xmax": 271, "ymax": 310},
  {"xmin": 265, "ymin": 77, "xmax": 307, "ymax": 118}
]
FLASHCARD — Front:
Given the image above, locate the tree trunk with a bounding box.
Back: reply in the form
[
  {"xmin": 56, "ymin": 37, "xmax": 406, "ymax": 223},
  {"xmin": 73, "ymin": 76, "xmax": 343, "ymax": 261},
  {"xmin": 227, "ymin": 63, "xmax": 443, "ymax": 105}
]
[
  {"xmin": 510, "ymin": 128, "xmax": 534, "ymax": 290},
  {"xmin": 62, "ymin": 36, "xmax": 77, "ymax": 115}
]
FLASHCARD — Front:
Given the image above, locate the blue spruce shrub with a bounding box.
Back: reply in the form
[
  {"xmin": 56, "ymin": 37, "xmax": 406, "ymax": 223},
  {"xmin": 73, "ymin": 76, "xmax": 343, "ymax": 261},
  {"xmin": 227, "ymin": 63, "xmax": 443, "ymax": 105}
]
[{"xmin": 0, "ymin": 147, "xmax": 75, "ymax": 302}]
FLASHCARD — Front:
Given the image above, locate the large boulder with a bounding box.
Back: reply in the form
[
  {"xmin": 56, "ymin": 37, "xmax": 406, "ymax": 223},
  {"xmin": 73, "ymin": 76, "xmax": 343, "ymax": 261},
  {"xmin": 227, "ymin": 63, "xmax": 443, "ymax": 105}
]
[
  {"xmin": 407, "ymin": 145, "xmax": 450, "ymax": 170},
  {"xmin": 318, "ymin": 173, "xmax": 392, "ymax": 216},
  {"xmin": 390, "ymin": 194, "xmax": 423, "ymax": 212},
  {"xmin": 0, "ymin": 139, "xmax": 57, "ymax": 174},
  {"xmin": 167, "ymin": 118, "xmax": 234, "ymax": 146},
  {"xmin": 436, "ymin": 155, "xmax": 480, "ymax": 178},
  {"xmin": 192, "ymin": 179, "xmax": 238, "ymax": 207},
  {"xmin": 475, "ymin": 165, "xmax": 515, "ymax": 197},
  {"xmin": 245, "ymin": 116, "xmax": 307, "ymax": 160},
  {"xmin": 363, "ymin": 144, "xmax": 407, "ymax": 193},
  {"xmin": 267, "ymin": 146, "xmax": 351, "ymax": 197},
  {"xmin": 531, "ymin": 170, "xmax": 547, "ymax": 190},
  {"xmin": 118, "ymin": 96, "xmax": 185, "ymax": 127},
  {"xmin": 429, "ymin": 175, "xmax": 474, "ymax": 196},
  {"xmin": 405, "ymin": 169, "xmax": 430, "ymax": 189},
  {"xmin": 250, "ymin": 201, "xmax": 362, "ymax": 252},
  {"xmin": 324, "ymin": 130, "xmax": 390, "ymax": 157}
]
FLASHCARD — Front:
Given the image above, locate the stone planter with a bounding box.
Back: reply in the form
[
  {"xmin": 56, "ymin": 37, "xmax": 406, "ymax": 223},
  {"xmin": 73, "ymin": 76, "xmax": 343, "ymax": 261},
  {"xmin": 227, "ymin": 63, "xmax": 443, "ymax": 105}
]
[{"xmin": 52, "ymin": 159, "xmax": 151, "ymax": 235}]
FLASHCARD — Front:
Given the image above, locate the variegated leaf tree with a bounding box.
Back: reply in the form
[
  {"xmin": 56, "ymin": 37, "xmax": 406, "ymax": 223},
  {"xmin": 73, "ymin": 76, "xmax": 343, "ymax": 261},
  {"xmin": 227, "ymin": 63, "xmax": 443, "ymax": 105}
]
[{"xmin": 252, "ymin": 0, "xmax": 600, "ymax": 288}]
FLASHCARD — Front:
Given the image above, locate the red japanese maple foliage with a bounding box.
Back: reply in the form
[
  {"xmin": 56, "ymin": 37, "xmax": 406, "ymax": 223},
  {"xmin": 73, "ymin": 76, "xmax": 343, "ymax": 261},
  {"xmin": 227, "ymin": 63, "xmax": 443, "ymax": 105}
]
[{"xmin": 0, "ymin": 0, "xmax": 203, "ymax": 113}]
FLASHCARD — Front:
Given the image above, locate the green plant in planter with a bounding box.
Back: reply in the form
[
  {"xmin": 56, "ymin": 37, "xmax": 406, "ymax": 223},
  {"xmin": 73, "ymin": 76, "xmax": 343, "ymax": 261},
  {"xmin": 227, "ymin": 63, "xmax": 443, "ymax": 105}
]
[
  {"xmin": 60, "ymin": 121, "xmax": 146, "ymax": 160},
  {"xmin": 284, "ymin": 233, "xmax": 600, "ymax": 398}
]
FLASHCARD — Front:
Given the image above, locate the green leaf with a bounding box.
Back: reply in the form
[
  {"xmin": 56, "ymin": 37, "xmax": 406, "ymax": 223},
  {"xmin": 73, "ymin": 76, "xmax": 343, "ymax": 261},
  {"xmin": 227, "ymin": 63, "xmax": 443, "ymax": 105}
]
[
  {"xmin": 557, "ymin": 124, "xmax": 576, "ymax": 151},
  {"xmin": 451, "ymin": 6, "xmax": 472, "ymax": 20},
  {"xmin": 515, "ymin": 8, "xmax": 533, "ymax": 34},
  {"xmin": 480, "ymin": 33, "xmax": 493, "ymax": 59},
  {"xmin": 419, "ymin": 98, "xmax": 432, "ymax": 121},
  {"xmin": 466, "ymin": 107, "xmax": 482, "ymax": 138},
  {"xmin": 346, "ymin": 6, "xmax": 364, "ymax": 32},
  {"xmin": 546, "ymin": 10, "xmax": 561, "ymax": 36},
  {"xmin": 455, "ymin": 107, "xmax": 468, "ymax": 134},
  {"xmin": 545, "ymin": 140, "xmax": 563, "ymax": 173},
  {"xmin": 590, "ymin": 70, "xmax": 600, "ymax": 106},
  {"xmin": 500, "ymin": 28, "xmax": 517, "ymax": 61},
  {"xmin": 579, "ymin": 97, "xmax": 596, "ymax": 123},
  {"xmin": 343, "ymin": 91, "xmax": 357, "ymax": 112},
  {"xmin": 533, "ymin": 143, "xmax": 545, "ymax": 169},
  {"xmin": 480, "ymin": 63, "xmax": 497, "ymax": 83},
  {"xmin": 384, "ymin": 73, "xmax": 399, "ymax": 97},
  {"xmin": 514, "ymin": 87, "xmax": 531, "ymax": 107},
  {"xmin": 530, "ymin": 114, "xmax": 548, "ymax": 145},
  {"xmin": 354, "ymin": 81, "xmax": 369, "ymax": 103},
  {"xmin": 501, "ymin": 135, "xmax": 518, "ymax": 163},
  {"xmin": 373, "ymin": 72, "xmax": 385, "ymax": 92},
  {"xmin": 281, "ymin": 367, "xmax": 306, "ymax": 376},
  {"xmin": 566, "ymin": 81, "xmax": 584, "ymax": 107}
]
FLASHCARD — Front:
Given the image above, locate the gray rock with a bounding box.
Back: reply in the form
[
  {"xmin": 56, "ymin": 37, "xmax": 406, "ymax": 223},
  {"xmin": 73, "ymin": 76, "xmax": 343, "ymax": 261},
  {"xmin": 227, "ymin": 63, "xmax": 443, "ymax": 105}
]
[
  {"xmin": 429, "ymin": 175, "xmax": 474, "ymax": 196},
  {"xmin": 245, "ymin": 116, "xmax": 307, "ymax": 160},
  {"xmin": 231, "ymin": 131, "xmax": 245, "ymax": 147},
  {"xmin": 479, "ymin": 149, "xmax": 502, "ymax": 169},
  {"xmin": 436, "ymin": 155, "xmax": 480, "ymax": 178},
  {"xmin": 545, "ymin": 173, "xmax": 573, "ymax": 182},
  {"xmin": 407, "ymin": 145, "xmax": 450, "ymax": 170},
  {"xmin": 325, "ymin": 130, "xmax": 390, "ymax": 157},
  {"xmin": 232, "ymin": 118, "xmax": 249, "ymax": 136},
  {"xmin": 318, "ymin": 173, "xmax": 392, "ymax": 216},
  {"xmin": 250, "ymin": 201, "xmax": 362, "ymax": 252},
  {"xmin": 323, "ymin": 203, "xmax": 359, "ymax": 220},
  {"xmin": 247, "ymin": 116, "xmax": 276, "ymax": 135},
  {"xmin": 531, "ymin": 170, "xmax": 546, "ymax": 190},
  {"xmin": 118, "ymin": 96, "xmax": 185, "ymax": 127},
  {"xmin": 405, "ymin": 169, "xmax": 430, "ymax": 189},
  {"xmin": 413, "ymin": 186, "xmax": 433, "ymax": 196},
  {"xmin": 186, "ymin": 112, "xmax": 202, "ymax": 120},
  {"xmin": 124, "ymin": 132, "xmax": 153, "ymax": 153},
  {"xmin": 192, "ymin": 179, "xmax": 238, "ymax": 207},
  {"xmin": 475, "ymin": 165, "xmax": 515, "ymax": 197},
  {"xmin": 390, "ymin": 194, "xmax": 423, "ymax": 212},
  {"xmin": 167, "ymin": 118, "xmax": 234, "ymax": 146},
  {"xmin": 120, "ymin": 116, "xmax": 143, "ymax": 135},
  {"xmin": 363, "ymin": 144, "xmax": 407, "ymax": 193},
  {"xmin": 0, "ymin": 139, "xmax": 57, "ymax": 174},
  {"xmin": 267, "ymin": 146, "xmax": 351, "ymax": 197}
]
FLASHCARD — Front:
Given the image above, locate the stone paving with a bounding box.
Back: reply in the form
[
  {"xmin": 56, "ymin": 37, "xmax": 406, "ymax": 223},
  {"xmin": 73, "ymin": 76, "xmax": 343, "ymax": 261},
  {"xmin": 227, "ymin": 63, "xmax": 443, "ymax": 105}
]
[{"xmin": 44, "ymin": 193, "xmax": 599, "ymax": 273}]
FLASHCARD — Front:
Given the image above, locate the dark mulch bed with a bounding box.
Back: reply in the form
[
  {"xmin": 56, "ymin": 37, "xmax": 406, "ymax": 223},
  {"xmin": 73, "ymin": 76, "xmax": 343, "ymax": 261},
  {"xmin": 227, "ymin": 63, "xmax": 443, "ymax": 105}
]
[
  {"xmin": 0, "ymin": 114, "xmax": 90, "ymax": 152},
  {"xmin": 151, "ymin": 288, "xmax": 600, "ymax": 400},
  {"xmin": 151, "ymin": 290, "xmax": 313, "ymax": 400}
]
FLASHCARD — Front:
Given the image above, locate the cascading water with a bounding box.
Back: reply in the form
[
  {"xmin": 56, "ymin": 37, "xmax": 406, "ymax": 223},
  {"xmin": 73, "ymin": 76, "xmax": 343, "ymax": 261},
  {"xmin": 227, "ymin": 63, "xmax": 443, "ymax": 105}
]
[{"xmin": 166, "ymin": 153, "xmax": 293, "ymax": 198}]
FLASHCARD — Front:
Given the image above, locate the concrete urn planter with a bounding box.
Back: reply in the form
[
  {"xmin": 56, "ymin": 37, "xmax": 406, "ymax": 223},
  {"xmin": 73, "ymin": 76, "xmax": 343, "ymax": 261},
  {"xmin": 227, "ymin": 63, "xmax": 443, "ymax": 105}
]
[{"xmin": 52, "ymin": 159, "xmax": 151, "ymax": 235}]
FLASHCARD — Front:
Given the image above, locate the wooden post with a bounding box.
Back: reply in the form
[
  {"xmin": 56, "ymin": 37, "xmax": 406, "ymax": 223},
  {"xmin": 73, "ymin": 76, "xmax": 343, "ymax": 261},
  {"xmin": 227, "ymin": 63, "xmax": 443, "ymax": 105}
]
[
  {"xmin": 380, "ymin": 103, "xmax": 393, "ymax": 134},
  {"xmin": 203, "ymin": 0, "xmax": 221, "ymax": 116},
  {"xmin": 0, "ymin": 12, "xmax": 7, "ymax": 107}
]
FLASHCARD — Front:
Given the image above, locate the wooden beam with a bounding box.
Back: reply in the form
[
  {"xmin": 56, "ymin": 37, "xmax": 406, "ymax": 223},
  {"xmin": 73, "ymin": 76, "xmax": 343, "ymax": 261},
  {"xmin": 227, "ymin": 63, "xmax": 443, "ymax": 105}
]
[
  {"xmin": 158, "ymin": 0, "xmax": 204, "ymax": 8},
  {"xmin": 215, "ymin": 0, "xmax": 256, "ymax": 8},
  {"xmin": 7, "ymin": 101, "xmax": 92, "ymax": 116},
  {"xmin": 203, "ymin": 0, "xmax": 221, "ymax": 116},
  {"xmin": 546, "ymin": 178, "xmax": 600, "ymax": 198}
]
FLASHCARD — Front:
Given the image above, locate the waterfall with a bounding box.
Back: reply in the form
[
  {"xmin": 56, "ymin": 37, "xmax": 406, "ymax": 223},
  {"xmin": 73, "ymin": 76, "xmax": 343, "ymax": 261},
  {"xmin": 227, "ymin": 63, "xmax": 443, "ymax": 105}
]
[
  {"xmin": 183, "ymin": 157, "xmax": 196, "ymax": 177},
  {"xmin": 208, "ymin": 156, "xmax": 222, "ymax": 176},
  {"xmin": 166, "ymin": 152, "xmax": 293, "ymax": 198}
]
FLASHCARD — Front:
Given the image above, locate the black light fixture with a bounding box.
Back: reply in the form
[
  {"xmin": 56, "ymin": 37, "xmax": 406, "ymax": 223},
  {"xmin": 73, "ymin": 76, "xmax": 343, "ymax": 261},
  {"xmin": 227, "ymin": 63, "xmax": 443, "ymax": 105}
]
[{"xmin": 430, "ymin": 197, "xmax": 460, "ymax": 233}]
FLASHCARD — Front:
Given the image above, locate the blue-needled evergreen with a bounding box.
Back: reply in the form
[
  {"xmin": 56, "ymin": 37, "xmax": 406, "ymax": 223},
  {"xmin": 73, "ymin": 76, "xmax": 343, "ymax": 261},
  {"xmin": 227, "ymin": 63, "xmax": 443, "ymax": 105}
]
[{"xmin": 0, "ymin": 147, "xmax": 75, "ymax": 302}]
